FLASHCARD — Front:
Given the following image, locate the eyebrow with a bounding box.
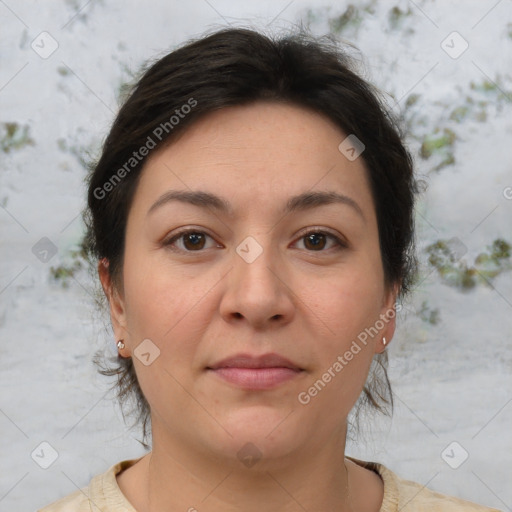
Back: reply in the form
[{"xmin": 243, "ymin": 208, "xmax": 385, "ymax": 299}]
[{"xmin": 147, "ymin": 189, "xmax": 365, "ymax": 221}]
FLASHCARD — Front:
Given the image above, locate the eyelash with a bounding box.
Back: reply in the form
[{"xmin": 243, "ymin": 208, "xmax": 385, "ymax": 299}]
[{"xmin": 162, "ymin": 227, "xmax": 347, "ymax": 253}]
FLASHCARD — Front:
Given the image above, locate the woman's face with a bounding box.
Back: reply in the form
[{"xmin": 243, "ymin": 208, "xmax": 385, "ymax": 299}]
[{"xmin": 102, "ymin": 101, "xmax": 396, "ymax": 465}]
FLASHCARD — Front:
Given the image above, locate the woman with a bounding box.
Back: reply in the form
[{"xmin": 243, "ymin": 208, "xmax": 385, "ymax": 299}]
[{"xmin": 40, "ymin": 27, "xmax": 500, "ymax": 512}]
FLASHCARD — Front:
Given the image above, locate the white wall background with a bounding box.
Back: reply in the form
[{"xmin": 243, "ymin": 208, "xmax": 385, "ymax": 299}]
[{"xmin": 0, "ymin": 0, "xmax": 511, "ymax": 510}]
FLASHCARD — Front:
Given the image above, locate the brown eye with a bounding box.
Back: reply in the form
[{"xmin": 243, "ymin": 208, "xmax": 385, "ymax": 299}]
[
  {"xmin": 304, "ymin": 232, "xmax": 327, "ymax": 251},
  {"xmin": 164, "ymin": 230, "xmax": 218, "ymax": 252},
  {"xmin": 182, "ymin": 232, "xmax": 206, "ymax": 250},
  {"xmin": 295, "ymin": 230, "xmax": 346, "ymax": 252}
]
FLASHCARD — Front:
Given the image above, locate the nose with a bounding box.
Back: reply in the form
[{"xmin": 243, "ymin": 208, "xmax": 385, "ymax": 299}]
[{"xmin": 219, "ymin": 238, "xmax": 295, "ymax": 330}]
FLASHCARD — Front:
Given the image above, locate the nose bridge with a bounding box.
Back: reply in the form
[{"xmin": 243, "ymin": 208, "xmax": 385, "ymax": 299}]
[
  {"xmin": 220, "ymin": 233, "xmax": 294, "ymax": 326},
  {"xmin": 233, "ymin": 233, "xmax": 281, "ymax": 295}
]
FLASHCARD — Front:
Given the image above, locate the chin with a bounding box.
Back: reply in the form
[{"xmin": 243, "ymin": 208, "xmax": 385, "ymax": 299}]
[{"xmin": 203, "ymin": 405, "xmax": 306, "ymax": 466}]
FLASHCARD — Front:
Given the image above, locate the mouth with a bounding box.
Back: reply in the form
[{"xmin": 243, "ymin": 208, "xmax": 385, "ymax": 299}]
[{"xmin": 206, "ymin": 353, "xmax": 304, "ymax": 390}]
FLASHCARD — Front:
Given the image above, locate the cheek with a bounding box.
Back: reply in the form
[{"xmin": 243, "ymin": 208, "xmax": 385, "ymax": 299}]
[
  {"xmin": 120, "ymin": 253, "xmax": 210, "ymax": 412},
  {"xmin": 311, "ymin": 257, "xmax": 385, "ymax": 341},
  {"xmin": 302, "ymin": 258, "xmax": 384, "ymax": 400},
  {"xmin": 298, "ymin": 288, "xmax": 379, "ymax": 421},
  {"xmin": 122, "ymin": 242, "xmax": 201, "ymax": 337},
  {"xmin": 121, "ymin": 246, "xmax": 221, "ymax": 381}
]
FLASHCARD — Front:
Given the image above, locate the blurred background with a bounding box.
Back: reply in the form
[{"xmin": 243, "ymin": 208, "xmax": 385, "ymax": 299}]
[{"xmin": 1, "ymin": 1, "xmax": 511, "ymax": 510}]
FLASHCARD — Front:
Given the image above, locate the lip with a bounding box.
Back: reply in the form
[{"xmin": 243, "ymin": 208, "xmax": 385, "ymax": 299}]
[{"xmin": 206, "ymin": 353, "xmax": 303, "ymax": 390}]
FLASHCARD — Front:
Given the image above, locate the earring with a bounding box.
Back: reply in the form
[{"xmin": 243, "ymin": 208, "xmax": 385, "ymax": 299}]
[
  {"xmin": 382, "ymin": 337, "xmax": 387, "ymax": 347},
  {"xmin": 117, "ymin": 339, "xmax": 125, "ymax": 350}
]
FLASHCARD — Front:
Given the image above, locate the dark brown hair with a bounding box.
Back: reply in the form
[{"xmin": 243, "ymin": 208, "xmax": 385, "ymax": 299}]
[{"xmin": 83, "ymin": 27, "xmax": 417, "ymax": 446}]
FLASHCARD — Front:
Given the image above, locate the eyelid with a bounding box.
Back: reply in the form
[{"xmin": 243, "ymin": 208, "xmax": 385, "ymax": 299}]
[
  {"xmin": 292, "ymin": 227, "xmax": 348, "ymax": 250},
  {"xmin": 162, "ymin": 226, "xmax": 348, "ymax": 253},
  {"xmin": 162, "ymin": 227, "xmax": 222, "ymax": 251}
]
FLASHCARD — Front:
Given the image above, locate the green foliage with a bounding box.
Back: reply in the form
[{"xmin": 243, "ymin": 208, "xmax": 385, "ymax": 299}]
[
  {"xmin": 50, "ymin": 263, "xmax": 82, "ymax": 287},
  {"xmin": 420, "ymin": 128, "xmax": 456, "ymax": 159},
  {"xmin": 449, "ymin": 106, "xmax": 469, "ymax": 123},
  {"xmin": 417, "ymin": 300, "xmax": 440, "ymax": 325},
  {"xmin": 57, "ymin": 66, "xmax": 71, "ymax": 76},
  {"xmin": 469, "ymin": 78, "xmax": 511, "ymax": 103},
  {"xmin": 56, "ymin": 135, "xmax": 97, "ymax": 171},
  {"xmin": 405, "ymin": 93, "xmax": 420, "ymax": 108},
  {"xmin": 388, "ymin": 6, "xmax": 412, "ymax": 30},
  {"xmin": 474, "ymin": 239, "xmax": 511, "ymax": 271},
  {"xmin": 1, "ymin": 122, "xmax": 35, "ymax": 153},
  {"xmin": 324, "ymin": 0, "xmax": 377, "ymax": 35},
  {"xmin": 329, "ymin": 4, "xmax": 362, "ymax": 34},
  {"xmin": 63, "ymin": 0, "xmax": 104, "ymax": 25},
  {"xmin": 445, "ymin": 77, "xmax": 509, "ymax": 128},
  {"xmin": 420, "ymin": 128, "xmax": 456, "ymax": 171},
  {"xmin": 50, "ymin": 240, "xmax": 88, "ymax": 288},
  {"xmin": 470, "ymin": 79, "xmax": 498, "ymax": 93},
  {"xmin": 426, "ymin": 238, "xmax": 512, "ymax": 290}
]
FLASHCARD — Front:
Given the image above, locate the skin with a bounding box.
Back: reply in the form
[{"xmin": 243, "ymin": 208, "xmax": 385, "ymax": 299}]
[{"xmin": 99, "ymin": 101, "xmax": 397, "ymax": 512}]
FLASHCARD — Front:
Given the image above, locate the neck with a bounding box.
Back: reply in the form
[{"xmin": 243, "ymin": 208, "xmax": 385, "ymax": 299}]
[{"xmin": 140, "ymin": 420, "xmax": 354, "ymax": 512}]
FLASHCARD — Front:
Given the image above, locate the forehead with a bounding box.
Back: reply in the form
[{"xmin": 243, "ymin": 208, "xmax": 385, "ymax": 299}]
[{"xmin": 133, "ymin": 101, "xmax": 374, "ymax": 215}]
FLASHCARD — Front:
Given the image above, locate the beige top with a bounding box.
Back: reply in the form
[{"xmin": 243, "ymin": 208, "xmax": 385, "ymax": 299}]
[{"xmin": 38, "ymin": 456, "xmax": 501, "ymax": 511}]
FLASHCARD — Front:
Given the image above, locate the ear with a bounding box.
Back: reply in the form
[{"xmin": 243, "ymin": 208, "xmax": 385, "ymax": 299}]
[
  {"xmin": 374, "ymin": 282, "xmax": 399, "ymax": 354},
  {"xmin": 98, "ymin": 258, "xmax": 129, "ymax": 352}
]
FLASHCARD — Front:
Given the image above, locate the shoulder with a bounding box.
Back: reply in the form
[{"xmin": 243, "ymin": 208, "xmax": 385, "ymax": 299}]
[
  {"xmin": 347, "ymin": 456, "xmax": 502, "ymax": 512},
  {"xmin": 37, "ymin": 459, "xmax": 141, "ymax": 512},
  {"xmin": 387, "ymin": 470, "xmax": 501, "ymax": 511}
]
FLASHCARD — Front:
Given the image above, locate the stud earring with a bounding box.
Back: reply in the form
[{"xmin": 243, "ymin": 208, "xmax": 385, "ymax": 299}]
[
  {"xmin": 117, "ymin": 340, "xmax": 125, "ymax": 350},
  {"xmin": 382, "ymin": 337, "xmax": 387, "ymax": 347}
]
